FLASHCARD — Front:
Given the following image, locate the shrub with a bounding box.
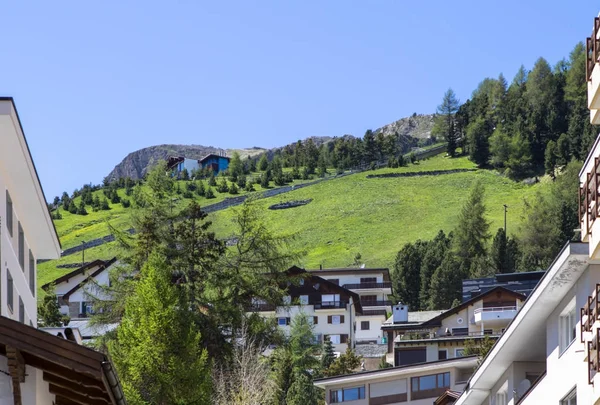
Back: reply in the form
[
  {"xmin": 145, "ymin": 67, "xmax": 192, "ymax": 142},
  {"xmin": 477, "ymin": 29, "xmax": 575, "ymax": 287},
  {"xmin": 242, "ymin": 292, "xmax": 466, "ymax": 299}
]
[
  {"xmin": 205, "ymin": 187, "xmax": 216, "ymax": 199},
  {"xmin": 121, "ymin": 199, "xmax": 131, "ymax": 208},
  {"xmin": 196, "ymin": 181, "xmax": 206, "ymax": 197},
  {"xmin": 244, "ymin": 182, "xmax": 255, "ymax": 192},
  {"xmin": 186, "ymin": 182, "xmax": 197, "ymax": 192},
  {"xmin": 236, "ymin": 176, "xmax": 246, "ymax": 189},
  {"xmin": 216, "ymin": 178, "xmax": 229, "ymax": 193},
  {"xmin": 101, "ymin": 198, "xmax": 111, "ymax": 210},
  {"xmin": 260, "ymin": 174, "xmax": 270, "ymax": 189},
  {"xmin": 208, "ymin": 173, "xmax": 217, "ymax": 186},
  {"xmin": 229, "ymin": 183, "xmax": 239, "ymax": 195},
  {"xmin": 183, "ymin": 190, "xmax": 194, "ymax": 199}
]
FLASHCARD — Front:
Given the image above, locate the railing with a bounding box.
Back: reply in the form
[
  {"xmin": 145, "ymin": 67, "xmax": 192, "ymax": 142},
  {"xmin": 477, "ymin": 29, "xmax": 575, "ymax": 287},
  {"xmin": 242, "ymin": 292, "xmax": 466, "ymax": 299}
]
[
  {"xmin": 589, "ymin": 330, "xmax": 600, "ymax": 385},
  {"xmin": 586, "ymin": 17, "xmax": 600, "ymax": 81},
  {"xmin": 313, "ymin": 301, "xmax": 348, "ymax": 310},
  {"xmin": 396, "ymin": 330, "xmax": 499, "ymax": 342},
  {"xmin": 252, "ymin": 303, "xmax": 277, "ymax": 312},
  {"xmin": 342, "ymin": 282, "xmax": 392, "ymax": 290},
  {"xmin": 580, "ymin": 156, "xmax": 600, "ymax": 238},
  {"xmin": 581, "ymin": 284, "xmax": 600, "ymax": 342},
  {"xmin": 515, "ymin": 371, "xmax": 546, "ymax": 405},
  {"xmin": 362, "ymin": 309, "xmax": 387, "ymax": 316},
  {"xmin": 473, "ymin": 306, "xmax": 517, "ymax": 315},
  {"xmin": 362, "ymin": 300, "xmax": 392, "ymax": 307}
]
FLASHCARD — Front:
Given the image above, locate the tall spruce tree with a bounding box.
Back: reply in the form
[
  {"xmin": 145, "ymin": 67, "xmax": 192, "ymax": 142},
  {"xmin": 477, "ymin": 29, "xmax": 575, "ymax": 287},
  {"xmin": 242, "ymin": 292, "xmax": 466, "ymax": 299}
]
[
  {"xmin": 453, "ymin": 181, "xmax": 490, "ymax": 275},
  {"xmin": 392, "ymin": 240, "xmax": 428, "ymax": 310},
  {"xmin": 467, "ymin": 117, "xmax": 491, "ymax": 167},
  {"xmin": 432, "ymin": 88, "xmax": 461, "ymax": 156}
]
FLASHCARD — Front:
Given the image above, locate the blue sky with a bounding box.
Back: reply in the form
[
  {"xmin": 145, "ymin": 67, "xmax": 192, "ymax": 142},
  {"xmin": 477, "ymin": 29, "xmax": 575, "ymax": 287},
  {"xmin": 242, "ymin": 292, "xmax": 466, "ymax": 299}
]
[{"xmin": 1, "ymin": 1, "xmax": 597, "ymax": 198}]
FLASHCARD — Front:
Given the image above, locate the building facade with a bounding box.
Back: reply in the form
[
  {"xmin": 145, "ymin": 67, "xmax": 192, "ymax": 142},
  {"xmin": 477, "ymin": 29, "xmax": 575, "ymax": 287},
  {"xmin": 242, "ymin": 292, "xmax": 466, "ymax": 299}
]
[
  {"xmin": 253, "ymin": 267, "xmax": 362, "ymax": 353},
  {"xmin": 314, "ymin": 356, "xmax": 478, "ymax": 405},
  {"xmin": 382, "ymin": 287, "xmax": 525, "ymax": 367},
  {"xmin": 308, "ymin": 268, "xmax": 393, "ymax": 345}
]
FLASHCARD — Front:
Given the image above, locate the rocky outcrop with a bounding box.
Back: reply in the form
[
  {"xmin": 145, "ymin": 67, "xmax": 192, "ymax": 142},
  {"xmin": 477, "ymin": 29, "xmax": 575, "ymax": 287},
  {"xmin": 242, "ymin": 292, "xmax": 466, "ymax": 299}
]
[
  {"xmin": 376, "ymin": 114, "xmax": 435, "ymax": 139},
  {"xmin": 106, "ymin": 144, "xmax": 265, "ymax": 181}
]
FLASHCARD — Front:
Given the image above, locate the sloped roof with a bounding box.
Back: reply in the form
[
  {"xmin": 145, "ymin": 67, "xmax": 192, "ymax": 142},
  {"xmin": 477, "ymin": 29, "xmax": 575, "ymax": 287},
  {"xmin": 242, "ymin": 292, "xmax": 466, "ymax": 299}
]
[
  {"xmin": 308, "ymin": 267, "xmax": 391, "ymax": 281},
  {"xmin": 69, "ymin": 319, "xmax": 119, "ymax": 340},
  {"xmin": 199, "ymin": 153, "xmax": 230, "ymax": 163},
  {"xmin": 62, "ymin": 258, "xmax": 118, "ymax": 301},
  {"xmin": 41, "ymin": 258, "xmax": 116, "ymax": 291}
]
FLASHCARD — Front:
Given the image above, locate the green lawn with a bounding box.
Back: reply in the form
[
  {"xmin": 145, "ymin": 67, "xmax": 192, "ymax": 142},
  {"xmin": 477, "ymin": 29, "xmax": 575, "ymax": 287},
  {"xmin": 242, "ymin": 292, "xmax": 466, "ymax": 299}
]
[{"xmin": 207, "ymin": 155, "xmax": 546, "ymax": 270}]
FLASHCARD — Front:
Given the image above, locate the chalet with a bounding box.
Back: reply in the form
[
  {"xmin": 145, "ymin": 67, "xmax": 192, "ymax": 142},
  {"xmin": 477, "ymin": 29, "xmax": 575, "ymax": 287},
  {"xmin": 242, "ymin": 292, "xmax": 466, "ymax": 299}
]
[
  {"xmin": 252, "ymin": 266, "xmax": 363, "ymax": 352},
  {"xmin": 0, "ymin": 97, "xmax": 124, "ymax": 403},
  {"xmin": 167, "ymin": 152, "xmax": 230, "ymax": 176},
  {"xmin": 199, "ymin": 153, "xmax": 230, "ymax": 174},
  {"xmin": 381, "ymin": 287, "xmax": 526, "ymax": 367}
]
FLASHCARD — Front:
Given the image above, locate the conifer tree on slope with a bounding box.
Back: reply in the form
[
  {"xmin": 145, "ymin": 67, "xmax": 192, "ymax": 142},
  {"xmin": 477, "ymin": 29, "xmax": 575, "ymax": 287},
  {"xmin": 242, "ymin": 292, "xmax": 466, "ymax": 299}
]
[
  {"xmin": 453, "ymin": 180, "xmax": 490, "ymax": 275},
  {"xmin": 432, "ymin": 88, "xmax": 460, "ymax": 157}
]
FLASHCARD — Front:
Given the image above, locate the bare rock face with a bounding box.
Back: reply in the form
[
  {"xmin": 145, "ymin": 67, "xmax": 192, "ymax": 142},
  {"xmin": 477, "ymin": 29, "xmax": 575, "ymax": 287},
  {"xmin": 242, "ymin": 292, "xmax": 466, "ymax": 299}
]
[
  {"xmin": 376, "ymin": 114, "xmax": 435, "ymax": 139},
  {"xmin": 106, "ymin": 144, "xmax": 265, "ymax": 181}
]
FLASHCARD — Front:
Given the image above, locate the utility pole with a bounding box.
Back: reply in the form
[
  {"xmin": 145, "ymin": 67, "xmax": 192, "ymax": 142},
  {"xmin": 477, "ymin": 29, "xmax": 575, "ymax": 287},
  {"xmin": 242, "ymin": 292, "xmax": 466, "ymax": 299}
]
[
  {"xmin": 503, "ymin": 204, "xmax": 508, "ymax": 235},
  {"xmin": 81, "ymin": 241, "xmax": 86, "ymax": 267}
]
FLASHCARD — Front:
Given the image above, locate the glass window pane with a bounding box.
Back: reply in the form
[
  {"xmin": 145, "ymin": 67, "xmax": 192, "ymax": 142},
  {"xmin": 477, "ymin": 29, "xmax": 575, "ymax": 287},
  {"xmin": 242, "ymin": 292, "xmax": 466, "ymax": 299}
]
[
  {"xmin": 437, "ymin": 374, "xmax": 444, "ymax": 387},
  {"xmin": 444, "ymin": 372, "xmax": 451, "ymax": 387},
  {"xmin": 419, "ymin": 375, "xmax": 436, "ymax": 390},
  {"xmin": 359, "ymin": 386, "xmax": 365, "ymax": 399},
  {"xmin": 343, "ymin": 388, "xmax": 359, "ymax": 401},
  {"xmin": 411, "ymin": 377, "xmax": 419, "ymax": 392}
]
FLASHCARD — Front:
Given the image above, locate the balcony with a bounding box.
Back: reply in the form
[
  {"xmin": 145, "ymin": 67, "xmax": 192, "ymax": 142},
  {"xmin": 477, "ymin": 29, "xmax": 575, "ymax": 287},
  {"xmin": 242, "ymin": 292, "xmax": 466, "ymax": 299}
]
[
  {"xmin": 361, "ymin": 300, "xmax": 392, "ymax": 308},
  {"xmin": 313, "ymin": 301, "xmax": 348, "ymax": 310},
  {"xmin": 342, "ymin": 282, "xmax": 392, "ymax": 291},
  {"xmin": 473, "ymin": 306, "xmax": 518, "ymax": 325},
  {"xmin": 395, "ymin": 330, "xmax": 498, "ymax": 343},
  {"xmin": 581, "ymin": 284, "xmax": 600, "ymax": 341},
  {"xmin": 587, "ymin": 18, "xmax": 600, "ymax": 112}
]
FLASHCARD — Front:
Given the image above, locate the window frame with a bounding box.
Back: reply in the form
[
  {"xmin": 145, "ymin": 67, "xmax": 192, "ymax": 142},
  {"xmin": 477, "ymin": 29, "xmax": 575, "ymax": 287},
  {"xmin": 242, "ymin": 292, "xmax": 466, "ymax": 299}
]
[
  {"xmin": 28, "ymin": 250, "xmax": 35, "ymax": 295},
  {"xmin": 18, "ymin": 222, "xmax": 24, "ymax": 271},
  {"xmin": 360, "ymin": 320, "xmax": 370, "ymax": 330},
  {"xmin": 560, "ymin": 387, "xmax": 576, "ymax": 405},
  {"xmin": 330, "ymin": 385, "xmax": 365, "ymax": 403},
  {"xmin": 7, "ymin": 271, "xmax": 13, "ymax": 313},
  {"xmin": 5, "ymin": 190, "xmax": 13, "ymax": 237},
  {"xmin": 18, "ymin": 297, "xmax": 24, "ymax": 324},
  {"xmin": 455, "ymin": 348, "xmax": 465, "ymax": 357},
  {"xmin": 411, "ymin": 372, "xmax": 451, "ymax": 395},
  {"xmin": 559, "ymin": 298, "xmax": 577, "ymax": 355},
  {"xmin": 438, "ymin": 349, "xmax": 448, "ymax": 360}
]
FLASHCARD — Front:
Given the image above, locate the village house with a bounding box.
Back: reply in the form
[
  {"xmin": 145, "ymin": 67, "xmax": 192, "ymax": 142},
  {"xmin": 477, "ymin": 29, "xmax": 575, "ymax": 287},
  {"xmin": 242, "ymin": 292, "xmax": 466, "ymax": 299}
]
[
  {"xmin": 381, "ymin": 287, "xmax": 525, "ymax": 367},
  {"xmin": 0, "ymin": 97, "xmax": 124, "ymax": 404},
  {"xmin": 252, "ymin": 266, "xmax": 363, "ymax": 353}
]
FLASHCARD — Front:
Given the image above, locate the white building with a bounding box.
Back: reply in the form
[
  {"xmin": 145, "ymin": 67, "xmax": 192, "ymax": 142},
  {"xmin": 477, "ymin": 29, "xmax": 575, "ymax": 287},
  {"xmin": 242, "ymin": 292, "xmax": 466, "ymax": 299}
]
[
  {"xmin": 308, "ymin": 267, "xmax": 393, "ymax": 345},
  {"xmin": 253, "ymin": 266, "xmax": 363, "ymax": 353},
  {"xmin": 0, "ymin": 97, "xmax": 125, "ymax": 404},
  {"xmin": 314, "ymin": 355, "xmax": 478, "ymax": 405}
]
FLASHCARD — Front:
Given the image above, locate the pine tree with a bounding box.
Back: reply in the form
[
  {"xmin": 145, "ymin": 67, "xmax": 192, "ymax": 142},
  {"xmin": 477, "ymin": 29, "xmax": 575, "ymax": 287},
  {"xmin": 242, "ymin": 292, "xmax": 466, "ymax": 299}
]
[
  {"xmin": 432, "ymin": 88, "xmax": 460, "ymax": 157},
  {"xmin": 506, "ymin": 131, "xmax": 532, "ymax": 180},
  {"xmin": 544, "ymin": 140, "xmax": 558, "ymax": 179},
  {"xmin": 77, "ymin": 199, "xmax": 88, "ymax": 215},
  {"xmin": 258, "ymin": 154, "xmax": 269, "ymax": 171},
  {"xmin": 196, "ymin": 181, "xmax": 206, "ymax": 197},
  {"xmin": 324, "ymin": 343, "xmax": 362, "ymax": 377},
  {"xmin": 392, "ymin": 241, "xmax": 427, "ymax": 310},
  {"xmin": 229, "ymin": 151, "xmax": 243, "ymax": 182},
  {"xmin": 109, "ymin": 253, "xmax": 212, "ymax": 404},
  {"xmin": 467, "ymin": 117, "xmax": 490, "ymax": 167},
  {"xmin": 229, "ymin": 182, "xmax": 239, "ymax": 195},
  {"xmin": 205, "ymin": 187, "xmax": 216, "ymax": 199},
  {"xmin": 378, "ymin": 355, "xmax": 392, "ymax": 369},
  {"xmin": 38, "ymin": 285, "xmax": 67, "ymax": 327},
  {"xmin": 453, "ymin": 181, "xmax": 490, "ymax": 274},
  {"xmin": 286, "ymin": 371, "xmax": 319, "ymax": 405},
  {"xmin": 208, "ymin": 172, "xmax": 217, "ymax": 186},
  {"xmin": 217, "ymin": 178, "xmax": 229, "ymax": 193},
  {"xmin": 320, "ymin": 337, "xmax": 335, "ymax": 372},
  {"xmin": 271, "ymin": 347, "xmax": 294, "ymax": 404},
  {"xmin": 428, "ymin": 254, "xmax": 466, "ymax": 309}
]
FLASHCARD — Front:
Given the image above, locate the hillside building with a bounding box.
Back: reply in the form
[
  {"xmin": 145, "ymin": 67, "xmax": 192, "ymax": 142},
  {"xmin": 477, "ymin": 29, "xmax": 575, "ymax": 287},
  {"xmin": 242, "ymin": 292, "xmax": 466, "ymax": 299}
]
[
  {"xmin": 453, "ymin": 12, "xmax": 600, "ymax": 405},
  {"xmin": 461, "ymin": 271, "xmax": 545, "ymax": 302},
  {"xmin": 167, "ymin": 151, "xmax": 230, "ymax": 175},
  {"xmin": 0, "ymin": 97, "xmax": 124, "ymax": 404}
]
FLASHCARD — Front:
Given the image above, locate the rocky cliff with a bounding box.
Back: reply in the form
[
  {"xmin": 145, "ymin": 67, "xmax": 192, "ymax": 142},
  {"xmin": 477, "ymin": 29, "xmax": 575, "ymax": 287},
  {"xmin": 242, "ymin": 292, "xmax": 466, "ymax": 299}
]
[{"xmin": 376, "ymin": 114, "xmax": 435, "ymax": 139}]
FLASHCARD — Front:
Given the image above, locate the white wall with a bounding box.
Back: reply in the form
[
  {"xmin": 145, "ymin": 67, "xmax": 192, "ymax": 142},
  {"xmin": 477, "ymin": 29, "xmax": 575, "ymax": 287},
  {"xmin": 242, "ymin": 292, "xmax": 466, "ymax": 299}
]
[{"xmin": 355, "ymin": 315, "xmax": 385, "ymax": 342}]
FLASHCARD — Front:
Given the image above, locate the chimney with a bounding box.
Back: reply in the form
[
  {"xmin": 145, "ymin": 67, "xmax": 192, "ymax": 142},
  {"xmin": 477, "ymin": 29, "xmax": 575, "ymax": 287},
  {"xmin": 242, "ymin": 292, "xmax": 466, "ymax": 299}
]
[{"xmin": 393, "ymin": 303, "xmax": 408, "ymax": 324}]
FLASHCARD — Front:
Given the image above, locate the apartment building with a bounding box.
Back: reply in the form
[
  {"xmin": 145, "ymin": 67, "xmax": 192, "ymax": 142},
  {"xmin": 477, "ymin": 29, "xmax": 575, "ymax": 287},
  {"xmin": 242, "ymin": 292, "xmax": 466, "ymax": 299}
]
[
  {"xmin": 0, "ymin": 97, "xmax": 125, "ymax": 404},
  {"xmin": 381, "ymin": 287, "xmax": 525, "ymax": 367},
  {"xmin": 314, "ymin": 356, "xmax": 477, "ymax": 405},
  {"xmin": 253, "ymin": 266, "xmax": 363, "ymax": 352},
  {"xmin": 308, "ymin": 267, "xmax": 393, "ymax": 345}
]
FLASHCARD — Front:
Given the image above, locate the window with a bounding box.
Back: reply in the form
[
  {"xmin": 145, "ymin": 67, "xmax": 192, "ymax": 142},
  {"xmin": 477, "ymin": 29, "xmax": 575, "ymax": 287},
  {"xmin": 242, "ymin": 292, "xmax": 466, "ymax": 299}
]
[
  {"xmin": 438, "ymin": 350, "xmax": 447, "ymax": 360},
  {"xmin": 395, "ymin": 348, "xmax": 426, "ymax": 366},
  {"xmin": 18, "ymin": 297, "xmax": 24, "ymax": 324},
  {"xmin": 28, "ymin": 250, "xmax": 35, "ymax": 295},
  {"xmin": 328, "ymin": 335, "xmax": 341, "ymax": 344},
  {"xmin": 18, "ymin": 222, "xmax": 24, "ymax": 271},
  {"xmin": 330, "ymin": 386, "xmax": 365, "ymax": 403},
  {"xmin": 5, "ymin": 191, "xmax": 13, "ymax": 237},
  {"xmin": 361, "ymin": 321, "xmax": 370, "ymax": 330},
  {"xmin": 322, "ymin": 294, "xmax": 340, "ymax": 306},
  {"xmin": 7, "ymin": 271, "xmax": 13, "ymax": 313},
  {"xmin": 560, "ymin": 299, "xmax": 576, "ymax": 354},
  {"xmin": 299, "ymin": 278, "xmax": 304, "ymax": 286},
  {"xmin": 360, "ymin": 277, "xmax": 377, "ymax": 283},
  {"xmin": 283, "ymin": 295, "xmax": 291, "ymax": 305},
  {"xmin": 496, "ymin": 391, "xmax": 507, "ymax": 405},
  {"xmin": 299, "ymin": 295, "xmax": 309, "ymax": 305},
  {"xmin": 328, "ymin": 315, "xmax": 344, "ymax": 324},
  {"xmin": 311, "ymin": 316, "xmax": 318, "ymax": 325},
  {"xmin": 484, "ymin": 329, "xmax": 493, "ymax": 335},
  {"xmin": 277, "ymin": 317, "xmax": 290, "ymax": 326},
  {"xmin": 452, "ymin": 327, "xmax": 468, "ymax": 336},
  {"xmin": 411, "ymin": 372, "xmax": 450, "ymax": 399},
  {"xmin": 455, "ymin": 348, "xmax": 465, "ymax": 357},
  {"xmin": 561, "ymin": 388, "xmax": 576, "ymax": 405}
]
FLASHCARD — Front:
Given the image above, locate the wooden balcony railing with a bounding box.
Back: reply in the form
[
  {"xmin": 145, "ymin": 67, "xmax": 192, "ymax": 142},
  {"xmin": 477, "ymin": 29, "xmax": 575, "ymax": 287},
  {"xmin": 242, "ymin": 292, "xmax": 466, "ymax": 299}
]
[
  {"xmin": 581, "ymin": 284, "xmax": 600, "ymax": 342},
  {"xmin": 342, "ymin": 282, "xmax": 392, "ymax": 290},
  {"xmin": 589, "ymin": 329, "xmax": 600, "ymax": 385},
  {"xmin": 579, "ymin": 157, "xmax": 600, "ymax": 237},
  {"xmin": 586, "ymin": 17, "xmax": 600, "ymax": 81},
  {"xmin": 313, "ymin": 301, "xmax": 348, "ymax": 310}
]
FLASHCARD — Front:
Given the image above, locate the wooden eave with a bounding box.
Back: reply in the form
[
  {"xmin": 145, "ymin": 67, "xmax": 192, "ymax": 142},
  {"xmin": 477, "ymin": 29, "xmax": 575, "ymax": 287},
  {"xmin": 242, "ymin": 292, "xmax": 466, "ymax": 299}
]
[{"xmin": 0, "ymin": 315, "xmax": 125, "ymax": 404}]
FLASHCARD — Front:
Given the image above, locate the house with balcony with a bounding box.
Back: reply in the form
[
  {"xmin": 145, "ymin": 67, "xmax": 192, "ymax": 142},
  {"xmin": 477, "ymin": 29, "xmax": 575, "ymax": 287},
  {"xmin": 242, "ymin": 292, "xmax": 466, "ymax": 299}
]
[
  {"xmin": 308, "ymin": 267, "xmax": 393, "ymax": 345},
  {"xmin": 0, "ymin": 97, "xmax": 125, "ymax": 404},
  {"xmin": 454, "ymin": 14, "xmax": 600, "ymax": 404},
  {"xmin": 381, "ymin": 287, "xmax": 525, "ymax": 367},
  {"xmin": 167, "ymin": 151, "xmax": 230, "ymax": 176},
  {"xmin": 252, "ymin": 266, "xmax": 363, "ymax": 352},
  {"xmin": 314, "ymin": 355, "xmax": 478, "ymax": 405}
]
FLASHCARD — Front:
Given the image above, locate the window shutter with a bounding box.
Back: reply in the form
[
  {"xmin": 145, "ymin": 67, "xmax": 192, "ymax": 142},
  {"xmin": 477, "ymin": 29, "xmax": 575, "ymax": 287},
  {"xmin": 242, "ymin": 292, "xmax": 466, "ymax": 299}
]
[
  {"xmin": 313, "ymin": 316, "xmax": 318, "ymax": 324},
  {"xmin": 286, "ymin": 317, "xmax": 291, "ymax": 325},
  {"xmin": 340, "ymin": 315, "xmax": 345, "ymax": 324},
  {"xmin": 328, "ymin": 315, "xmax": 332, "ymax": 324},
  {"xmin": 341, "ymin": 334, "xmax": 348, "ymax": 343}
]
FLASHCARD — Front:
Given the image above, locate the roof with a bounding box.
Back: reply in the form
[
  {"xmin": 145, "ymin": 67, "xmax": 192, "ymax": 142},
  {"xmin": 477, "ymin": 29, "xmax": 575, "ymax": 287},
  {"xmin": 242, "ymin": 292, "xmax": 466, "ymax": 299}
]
[
  {"xmin": 354, "ymin": 343, "xmax": 388, "ymax": 358},
  {"xmin": 69, "ymin": 319, "xmax": 119, "ymax": 340},
  {"xmin": 199, "ymin": 153, "xmax": 230, "ymax": 163},
  {"xmin": 313, "ymin": 356, "xmax": 478, "ymax": 387},
  {"xmin": 41, "ymin": 258, "xmax": 116, "ymax": 290},
  {"xmin": 435, "ymin": 390, "xmax": 461, "ymax": 405},
  {"xmin": 455, "ymin": 242, "xmax": 589, "ymax": 405},
  {"xmin": 0, "ymin": 313, "xmax": 125, "ymax": 404},
  {"xmin": 287, "ymin": 266, "xmax": 364, "ymax": 313},
  {"xmin": 0, "ymin": 97, "xmax": 61, "ymax": 257},
  {"xmin": 382, "ymin": 287, "xmax": 526, "ymax": 331},
  {"xmin": 307, "ymin": 267, "xmax": 391, "ymax": 282},
  {"xmin": 63, "ymin": 258, "xmax": 118, "ymax": 301}
]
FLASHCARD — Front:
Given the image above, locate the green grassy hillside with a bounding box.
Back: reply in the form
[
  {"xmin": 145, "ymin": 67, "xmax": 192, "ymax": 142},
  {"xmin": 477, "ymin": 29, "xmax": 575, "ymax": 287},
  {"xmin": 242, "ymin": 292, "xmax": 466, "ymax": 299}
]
[{"xmin": 38, "ymin": 154, "xmax": 548, "ymax": 290}]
